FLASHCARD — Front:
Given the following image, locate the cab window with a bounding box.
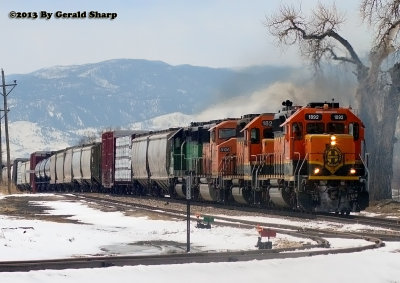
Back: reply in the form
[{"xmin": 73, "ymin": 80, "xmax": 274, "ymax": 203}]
[
  {"xmin": 306, "ymin": 123, "xmax": 324, "ymax": 134},
  {"xmin": 263, "ymin": 128, "xmax": 273, "ymax": 139},
  {"xmin": 174, "ymin": 137, "xmax": 181, "ymax": 149},
  {"xmin": 250, "ymin": 128, "xmax": 260, "ymax": 144},
  {"xmin": 292, "ymin": 122, "xmax": 303, "ymax": 139},
  {"xmin": 349, "ymin": 123, "xmax": 359, "ymax": 140},
  {"xmin": 211, "ymin": 129, "xmax": 216, "ymax": 142},
  {"xmin": 327, "ymin": 123, "xmax": 345, "ymax": 134},
  {"xmin": 218, "ymin": 128, "xmax": 236, "ymax": 139}
]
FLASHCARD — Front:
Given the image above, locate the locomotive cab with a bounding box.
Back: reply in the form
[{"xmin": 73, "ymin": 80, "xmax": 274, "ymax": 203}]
[
  {"xmin": 200, "ymin": 119, "xmax": 239, "ymax": 202},
  {"xmin": 206, "ymin": 119, "xmax": 239, "ymax": 177},
  {"xmin": 232, "ymin": 113, "xmax": 275, "ymax": 204},
  {"xmin": 200, "ymin": 115, "xmax": 260, "ymax": 203}
]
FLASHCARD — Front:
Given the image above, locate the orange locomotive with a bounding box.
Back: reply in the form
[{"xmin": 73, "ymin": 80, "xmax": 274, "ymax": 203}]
[{"xmin": 200, "ymin": 100, "xmax": 369, "ymax": 214}]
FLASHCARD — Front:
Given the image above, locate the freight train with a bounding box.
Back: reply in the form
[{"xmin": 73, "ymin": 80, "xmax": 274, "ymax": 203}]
[{"xmin": 3, "ymin": 100, "xmax": 370, "ymax": 214}]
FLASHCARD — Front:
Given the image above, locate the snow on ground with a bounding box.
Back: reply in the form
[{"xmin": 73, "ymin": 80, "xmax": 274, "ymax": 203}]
[{"xmin": 0, "ymin": 193, "xmax": 400, "ymax": 282}]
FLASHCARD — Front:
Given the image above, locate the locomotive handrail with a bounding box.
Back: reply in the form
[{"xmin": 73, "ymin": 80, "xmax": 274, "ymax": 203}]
[
  {"xmin": 231, "ymin": 155, "xmax": 237, "ymax": 176},
  {"xmin": 254, "ymin": 154, "xmax": 264, "ymax": 190},
  {"xmin": 293, "ymin": 152, "xmax": 301, "ymax": 178},
  {"xmin": 359, "ymin": 153, "xmax": 370, "ymax": 192},
  {"xmin": 180, "ymin": 141, "xmax": 186, "ymax": 174},
  {"xmin": 221, "ymin": 155, "xmax": 236, "ymax": 175},
  {"xmin": 278, "ymin": 153, "xmax": 283, "ymax": 177},
  {"xmin": 194, "ymin": 157, "xmax": 203, "ymax": 176},
  {"xmin": 219, "ymin": 155, "xmax": 236, "ymax": 176},
  {"xmin": 265, "ymin": 153, "xmax": 274, "ymax": 176},
  {"xmin": 257, "ymin": 154, "xmax": 265, "ymax": 180},
  {"xmin": 236, "ymin": 153, "xmax": 244, "ymax": 175},
  {"xmin": 218, "ymin": 159, "xmax": 224, "ymax": 176},
  {"xmin": 250, "ymin": 154, "xmax": 258, "ymax": 163},
  {"xmin": 296, "ymin": 153, "xmax": 308, "ymax": 192},
  {"xmin": 275, "ymin": 153, "xmax": 278, "ymax": 176},
  {"xmin": 250, "ymin": 155, "xmax": 259, "ymax": 188}
]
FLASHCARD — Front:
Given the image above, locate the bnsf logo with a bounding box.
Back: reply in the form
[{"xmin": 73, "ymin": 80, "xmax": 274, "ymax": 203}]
[{"xmin": 220, "ymin": 147, "xmax": 231, "ymax": 152}]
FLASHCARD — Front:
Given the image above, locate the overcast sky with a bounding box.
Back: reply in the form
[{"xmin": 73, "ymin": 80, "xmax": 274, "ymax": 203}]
[{"xmin": 1, "ymin": 0, "xmax": 371, "ymax": 74}]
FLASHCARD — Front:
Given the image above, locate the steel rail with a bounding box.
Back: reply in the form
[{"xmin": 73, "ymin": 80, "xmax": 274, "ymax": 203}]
[
  {"xmin": 77, "ymin": 193, "xmax": 400, "ymax": 233},
  {"xmin": 0, "ymin": 237, "xmax": 381, "ymax": 273}
]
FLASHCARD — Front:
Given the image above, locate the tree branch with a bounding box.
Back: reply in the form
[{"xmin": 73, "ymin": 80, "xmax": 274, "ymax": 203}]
[{"xmin": 284, "ymin": 18, "xmax": 365, "ymax": 68}]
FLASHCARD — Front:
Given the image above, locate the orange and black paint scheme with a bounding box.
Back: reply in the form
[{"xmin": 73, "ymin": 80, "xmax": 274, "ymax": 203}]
[
  {"xmin": 199, "ymin": 101, "xmax": 369, "ymax": 213},
  {"xmin": 200, "ymin": 119, "xmax": 240, "ymax": 202},
  {"xmin": 277, "ymin": 102, "xmax": 369, "ymax": 213}
]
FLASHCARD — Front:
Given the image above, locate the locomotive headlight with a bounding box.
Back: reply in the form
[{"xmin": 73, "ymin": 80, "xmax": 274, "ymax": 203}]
[
  {"xmin": 349, "ymin": 168, "xmax": 356, "ymax": 175},
  {"xmin": 330, "ymin": 135, "xmax": 337, "ymax": 146},
  {"xmin": 314, "ymin": 167, "xmax": 321, "ymax": 175}
]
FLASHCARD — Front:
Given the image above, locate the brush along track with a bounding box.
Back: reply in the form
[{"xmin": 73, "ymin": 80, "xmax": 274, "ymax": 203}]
[
  {"xmin": 317, "ymin": 212, "xmax": 400, "ymax": 232},
  {"xmin": 0, "ymin": 192, "xmax": 385, "ymax": 272}
]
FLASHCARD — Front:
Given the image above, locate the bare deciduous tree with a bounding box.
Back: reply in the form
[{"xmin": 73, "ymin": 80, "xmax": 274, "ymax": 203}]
[
  {"xmin": 77, "ymin": 131, "xmax": 99, "ymax": 146},
  {"xmin": 267, "ymin": 1, "xmax": 400, "ymax": 200}
]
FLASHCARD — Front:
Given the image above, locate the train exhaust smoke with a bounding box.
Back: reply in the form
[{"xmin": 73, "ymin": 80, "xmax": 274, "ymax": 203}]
[{"xmin": 194, "ymin": 77, "xmax": 357, "ymax": 121}]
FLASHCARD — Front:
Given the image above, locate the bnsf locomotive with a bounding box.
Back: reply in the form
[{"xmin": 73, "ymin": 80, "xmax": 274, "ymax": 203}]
[{"xmin": 4, "ymin": 100, "xmax": 369, "ymax": 214}]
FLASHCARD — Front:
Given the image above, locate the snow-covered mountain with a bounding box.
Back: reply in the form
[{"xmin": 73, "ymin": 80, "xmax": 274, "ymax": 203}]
[
  {"xmin": 8, "ymin": 121, "xmax": 73, "ymax": 158},
  {"xmin": 7, "ymin": 113, "xmax": 191, "ymax": 158},
  {"xmin": 7, "ymin": 59, "xmax": 292, "ymax": 132}
]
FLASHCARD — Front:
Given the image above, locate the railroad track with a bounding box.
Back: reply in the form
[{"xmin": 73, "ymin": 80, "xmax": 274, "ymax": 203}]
[
  {"xmin": 76, "ymin": 193, "xmax": 400, "ymax": 243},
  {"xmin": 0, "ymin": 193, "xmax": 392, "ymax": 272},
  {"xmin": 317, "ymin": 212, "xmax": 400, "ymax": 230},
  {"xmin": 76, "ymin": 193, "xmax": 400, "ymax": 234},
  {"xmin": 0, "ymin": 238, "xmax": 382, "ymax": 272}
]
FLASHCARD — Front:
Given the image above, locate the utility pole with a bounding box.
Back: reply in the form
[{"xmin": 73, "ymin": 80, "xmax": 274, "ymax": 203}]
[
  {"xmin": 0, "ymin": 107, "xmax": 9, "ymax": 185},
  {"xmin": 0, "ymin": 107, "xmax": 2, "ymax": 184},
  {"xmin": 1, "ymin": 69, "xmax": 17, "ymax": 194}
]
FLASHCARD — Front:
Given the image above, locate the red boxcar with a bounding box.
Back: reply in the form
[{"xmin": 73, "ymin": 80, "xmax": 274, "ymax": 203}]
[
  {"xmin": 30, "ymin": 151, "xmax": 52, "ymax": 193},
  {"xmin": 101, "ymin": 130, "xmax": 145, "ymax": 191}
]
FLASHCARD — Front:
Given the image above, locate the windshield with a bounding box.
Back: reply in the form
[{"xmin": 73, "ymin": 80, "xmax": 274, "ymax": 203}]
[
  {"xmin": 327, "ymin": 123, "xmax": 345, "ymax": 134},
  {"xmin": 218, "ymin": 128, "xmax": 236, "ymax": 139},
  {"xmin": 306, "ymin": 123, "xmax": 324, "ymax": 134}
]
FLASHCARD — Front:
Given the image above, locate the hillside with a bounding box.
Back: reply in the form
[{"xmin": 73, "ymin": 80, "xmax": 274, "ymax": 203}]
[{"xmin": 7, "ymin": 59, "xmax": 293, "ymax": 131}]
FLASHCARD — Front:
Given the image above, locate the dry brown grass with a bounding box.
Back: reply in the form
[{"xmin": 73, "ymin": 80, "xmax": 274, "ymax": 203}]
[
  {"xmin": 366, "ymin": 199, "xmax": 400, "ymax": 215},
  {"xmin": 0, "ymin": 184, "xmax": 22, "ymax": 195}
]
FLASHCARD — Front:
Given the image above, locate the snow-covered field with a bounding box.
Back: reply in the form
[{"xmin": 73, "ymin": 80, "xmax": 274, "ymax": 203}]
[{"xmin": 0, "ymin": 193, "xmax": 400, "ymax": 282}]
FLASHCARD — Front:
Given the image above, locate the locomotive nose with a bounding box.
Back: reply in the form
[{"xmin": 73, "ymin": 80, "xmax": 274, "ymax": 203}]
[{"xmin": 305, "ymin": 134, "xmax": 356, "ymax": 177}]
